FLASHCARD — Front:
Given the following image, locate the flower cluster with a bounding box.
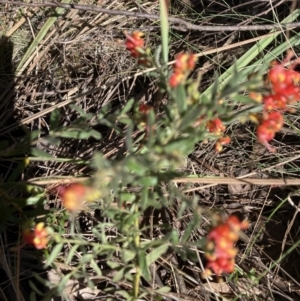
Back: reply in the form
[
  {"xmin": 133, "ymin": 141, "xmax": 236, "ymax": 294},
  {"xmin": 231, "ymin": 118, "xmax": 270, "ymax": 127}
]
[
  {"xmin": 257, "ymin": 111, "xmax": 284, "ymax": 152},
  {"xmin": 203, "ymin": 215, "xmax": 248, "ymax": 276},
  {"xmin": 23, "ymin": 222, "xmax": 49, "ymax": 249},
  {"xmin": 206, "ymin": 118, "xmax": 231, "ymax": 152},
  {"xmin": 58, "ymin": 183, "xmax": 101, "ymax": 213},
  {"xmin": 254, "ymin": 52, "xmax": 300, "ymax": 152},
  {"xmin": 124, "ymin": 31, "xmax": 151, "ymax": 66},
  {"xmin": 169, "ymin": 53, "xmax": 197, "ymax": 87},
  {"xmin": 125, "ymin": 31, "xmax": 145, "ymax": 58}
]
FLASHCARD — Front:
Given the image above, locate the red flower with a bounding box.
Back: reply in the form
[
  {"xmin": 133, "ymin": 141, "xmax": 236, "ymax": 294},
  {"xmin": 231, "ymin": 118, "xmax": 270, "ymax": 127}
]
[
  {"xmin": 206, "ymin": 118, "xmax": 225, "ymax": 135},
  {"xmin": 254, "ymin": 52, "xmax": 300, "ymax": 151},
  {"xmin": 206, "ymin": 257, "xmax": 235, "ymax": 275},
  {"xmin": 257, "ymin": 112, "xmax": 283, "ymax": 152},
  {"xmin": 257, "ymin": 112, "xmax": 284, "ymax": 138},
  {"xmin": 263, "ymin": 94, "xmax": 287, "ymax": 111},
  {"xmin": 139, "ymin": 104, "xmax": 153, "ymax": 114},
  {"xmin": 277, "ymin": 85, "xmax": 300, "ymax": 102},
  {"xmin": 169, "ymin": 53, "xmax": 197, "ymax": 87},
  {"xmin": 125, "ymin": 31, "xmax": 145, "ymax": 58},
  {"xmin": 23, "ymin": 222, "xmax": 49, "ymax": 249},
  {"xmin": 267, "ymin": 53, "xmax": 300, "ymax": 104},
  {"xmin": 204, "ymin": 215, "xmax": 248, "ymax": 276},
  {"xmin": 268, "ymin": 64, "xmax": 300, "ymax": 86}
]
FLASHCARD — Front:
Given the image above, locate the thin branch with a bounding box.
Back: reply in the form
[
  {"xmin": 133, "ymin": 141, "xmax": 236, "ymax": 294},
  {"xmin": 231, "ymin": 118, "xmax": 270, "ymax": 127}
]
[
  {"xmin": 2, "ymin": 0, "xmax": 300, "ymax": 32},
  {"xmin": 26, "ymin": 176, "xmax": 300, "ymax": 186},
  {"xmin": 173, "ymin": 177, "xmax": 300, "ymax": 186}
]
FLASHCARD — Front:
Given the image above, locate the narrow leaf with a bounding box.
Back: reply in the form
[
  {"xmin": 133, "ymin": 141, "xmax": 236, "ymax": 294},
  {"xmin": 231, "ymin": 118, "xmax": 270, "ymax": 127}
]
[
  {"xmin": 44, "ymin": 243, "xmax": 63, "ymax": 267},
  {"xmin": 146, "ymin": 244, "xmax": 168, "ymax": 266}
]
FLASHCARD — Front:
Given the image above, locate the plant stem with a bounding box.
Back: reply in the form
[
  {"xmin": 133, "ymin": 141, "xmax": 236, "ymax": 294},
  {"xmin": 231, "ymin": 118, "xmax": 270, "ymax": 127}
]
[{"xmin": 133, "ymin": 203, "xmax": 141, "ymax": 300}]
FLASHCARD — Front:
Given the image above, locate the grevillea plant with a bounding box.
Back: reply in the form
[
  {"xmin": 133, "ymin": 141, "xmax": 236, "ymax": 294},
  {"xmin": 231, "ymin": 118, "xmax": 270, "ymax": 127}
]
[
  {"xmin": 23, "ymin": 29, "xmax": 300, "ymax": 301},
  {"xmin": 21, "ymin": 6, "xmax": 300, "ymax": 301}
]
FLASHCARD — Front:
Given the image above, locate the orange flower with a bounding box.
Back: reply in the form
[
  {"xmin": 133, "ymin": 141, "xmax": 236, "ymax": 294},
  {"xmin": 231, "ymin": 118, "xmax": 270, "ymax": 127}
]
[
  {"xmin": 203, "ymin": 215, "xmax": 248, "ymax": 276},
  {"xmin": 249, "ymin": 92, "xmax": 263, "ymax": 102},
  {"xmin": 173, "ymin": 53, "xmax": 189, "ymax": 71},
  {"xmin": 169, "ymin": 71, "xmax": 185, "ymax": 87},
  {"xmin": 58, "ymin": 183, "xmax": 101, "ymax": 213},
  {"xmin": 215, "ymin": 135, "xmax": 231, "ymax": 152},
  {"xmin": 187, "ymin": 54, "xmax": 197, "ymax": 71},
  {"xmin": 23, "ymin": 222, "xmax": 49, "ymax": 249},
  {"xmin": 173, "ymin": 53, "xmax": 197, "ymax": 73}
]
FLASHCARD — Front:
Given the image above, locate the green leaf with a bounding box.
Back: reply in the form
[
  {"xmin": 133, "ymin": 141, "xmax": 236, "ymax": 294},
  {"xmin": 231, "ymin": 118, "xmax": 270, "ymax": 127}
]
[
  {"xmin": 45, "ymin": 243, "xmax": 64, "ymax": 267},
  {"xmin": 139, "ymin": 250, "xmax": 151, "ymax": 281},
  {"xmin": 179, "ymin": 106, "xmax": 202, "ymax": 131},
  {"xmin": 31, "ymin": 148, "xmax": 53, "ymax": 159},
  {"xmin": 121, "ymin": 98, "xmax": 135, "ymax": 114},
  {"xmin": 139, "ymin": 176, "xmax": 157, "ymax": 187},
  {"xmin": 113, "ymin": 267, "xmax": 125, "ymax": 282},
  {"xmin": 29, "ymin": 280, "xmax": 44, "ymax": 296},
  {"xmin": 154, "ymin": 45, "xmax": 162, "ymax": 67},
  {"xmin": 170, "ymin": 229, "xmax": 179, "ymax": 244},
  {"xmin": 53, "ymin": 128, "xmax": 101, "ymax": 140},
  {"xmin": 14, "ymin": 194, "xmax": 46, "ymax": 206},
  {"xmin": 7, "ymin": 161, "xmax": 25, "ymax": 182},
  {"xmin": 107, "ymin": 260, "xmax": 121, "ymax": 269},
  {"xmin": 156, "ymin": 286, "xmax": 171, "ymax": 293},
  {"xmin": 174, "ymin": 84, "xmax": 187, "ymax": 113},
  {"xmin": 125, "ymin": 123, "xmax": 134, "ymax": 152},
  {"xmin": 146, "ymin": 244, "xmax": 168, "ymax": 266},
  {"xmin": 121, "ymin": 249, "xmax": 136, "ymax": 263},
  {"xmin": 116, "ymin": 290, "xmax": 131, "ymax": 300},
  {"xmin": 80, "ymin": 254, "xmax": 93, "ymax": 264},
  {"xmin": 50, "ymin": 108, "xmax": 60, "ymax": 130},
  {"xmin": 69, "ymin": 104, "xmax": 87, "ymax": 116},
  {"xmin": 57, "ymin": 274, "xmax": 72, "ymax": 294},
  {"xmin": 90, "ymin": 259, "xmax": 102, "ymax": 276},
  {"xmin": 66, "ymin": 245, "xmax": 79, "ymax": 264},
  {"xmin": 180, "ymin": 213, "xmax": 200, "ymax": 244},
  {"xmin": 30, "ymin": 292, "xmax": 37, "ymax": 301},
  {"xmin": 32, "ymin": 272, "xmax": 51, "ymax": 287}
]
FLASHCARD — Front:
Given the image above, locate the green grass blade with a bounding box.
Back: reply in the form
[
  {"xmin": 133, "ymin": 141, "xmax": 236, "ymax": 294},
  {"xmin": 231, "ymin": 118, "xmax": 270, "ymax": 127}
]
[
  {"xmin": 16, "ymin": 0, "xmax": 71, "ymax": 73},
  {"xmin": 202, "ymin": 9, "xmax": 300, "ymax": 98},
  {"xmin": 159, "ymin": 0, "xmax": 169, "ymax": 65},
  {"xmin": 227, "ymin": 31, "xmax": 300, "ymax": 102}
]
